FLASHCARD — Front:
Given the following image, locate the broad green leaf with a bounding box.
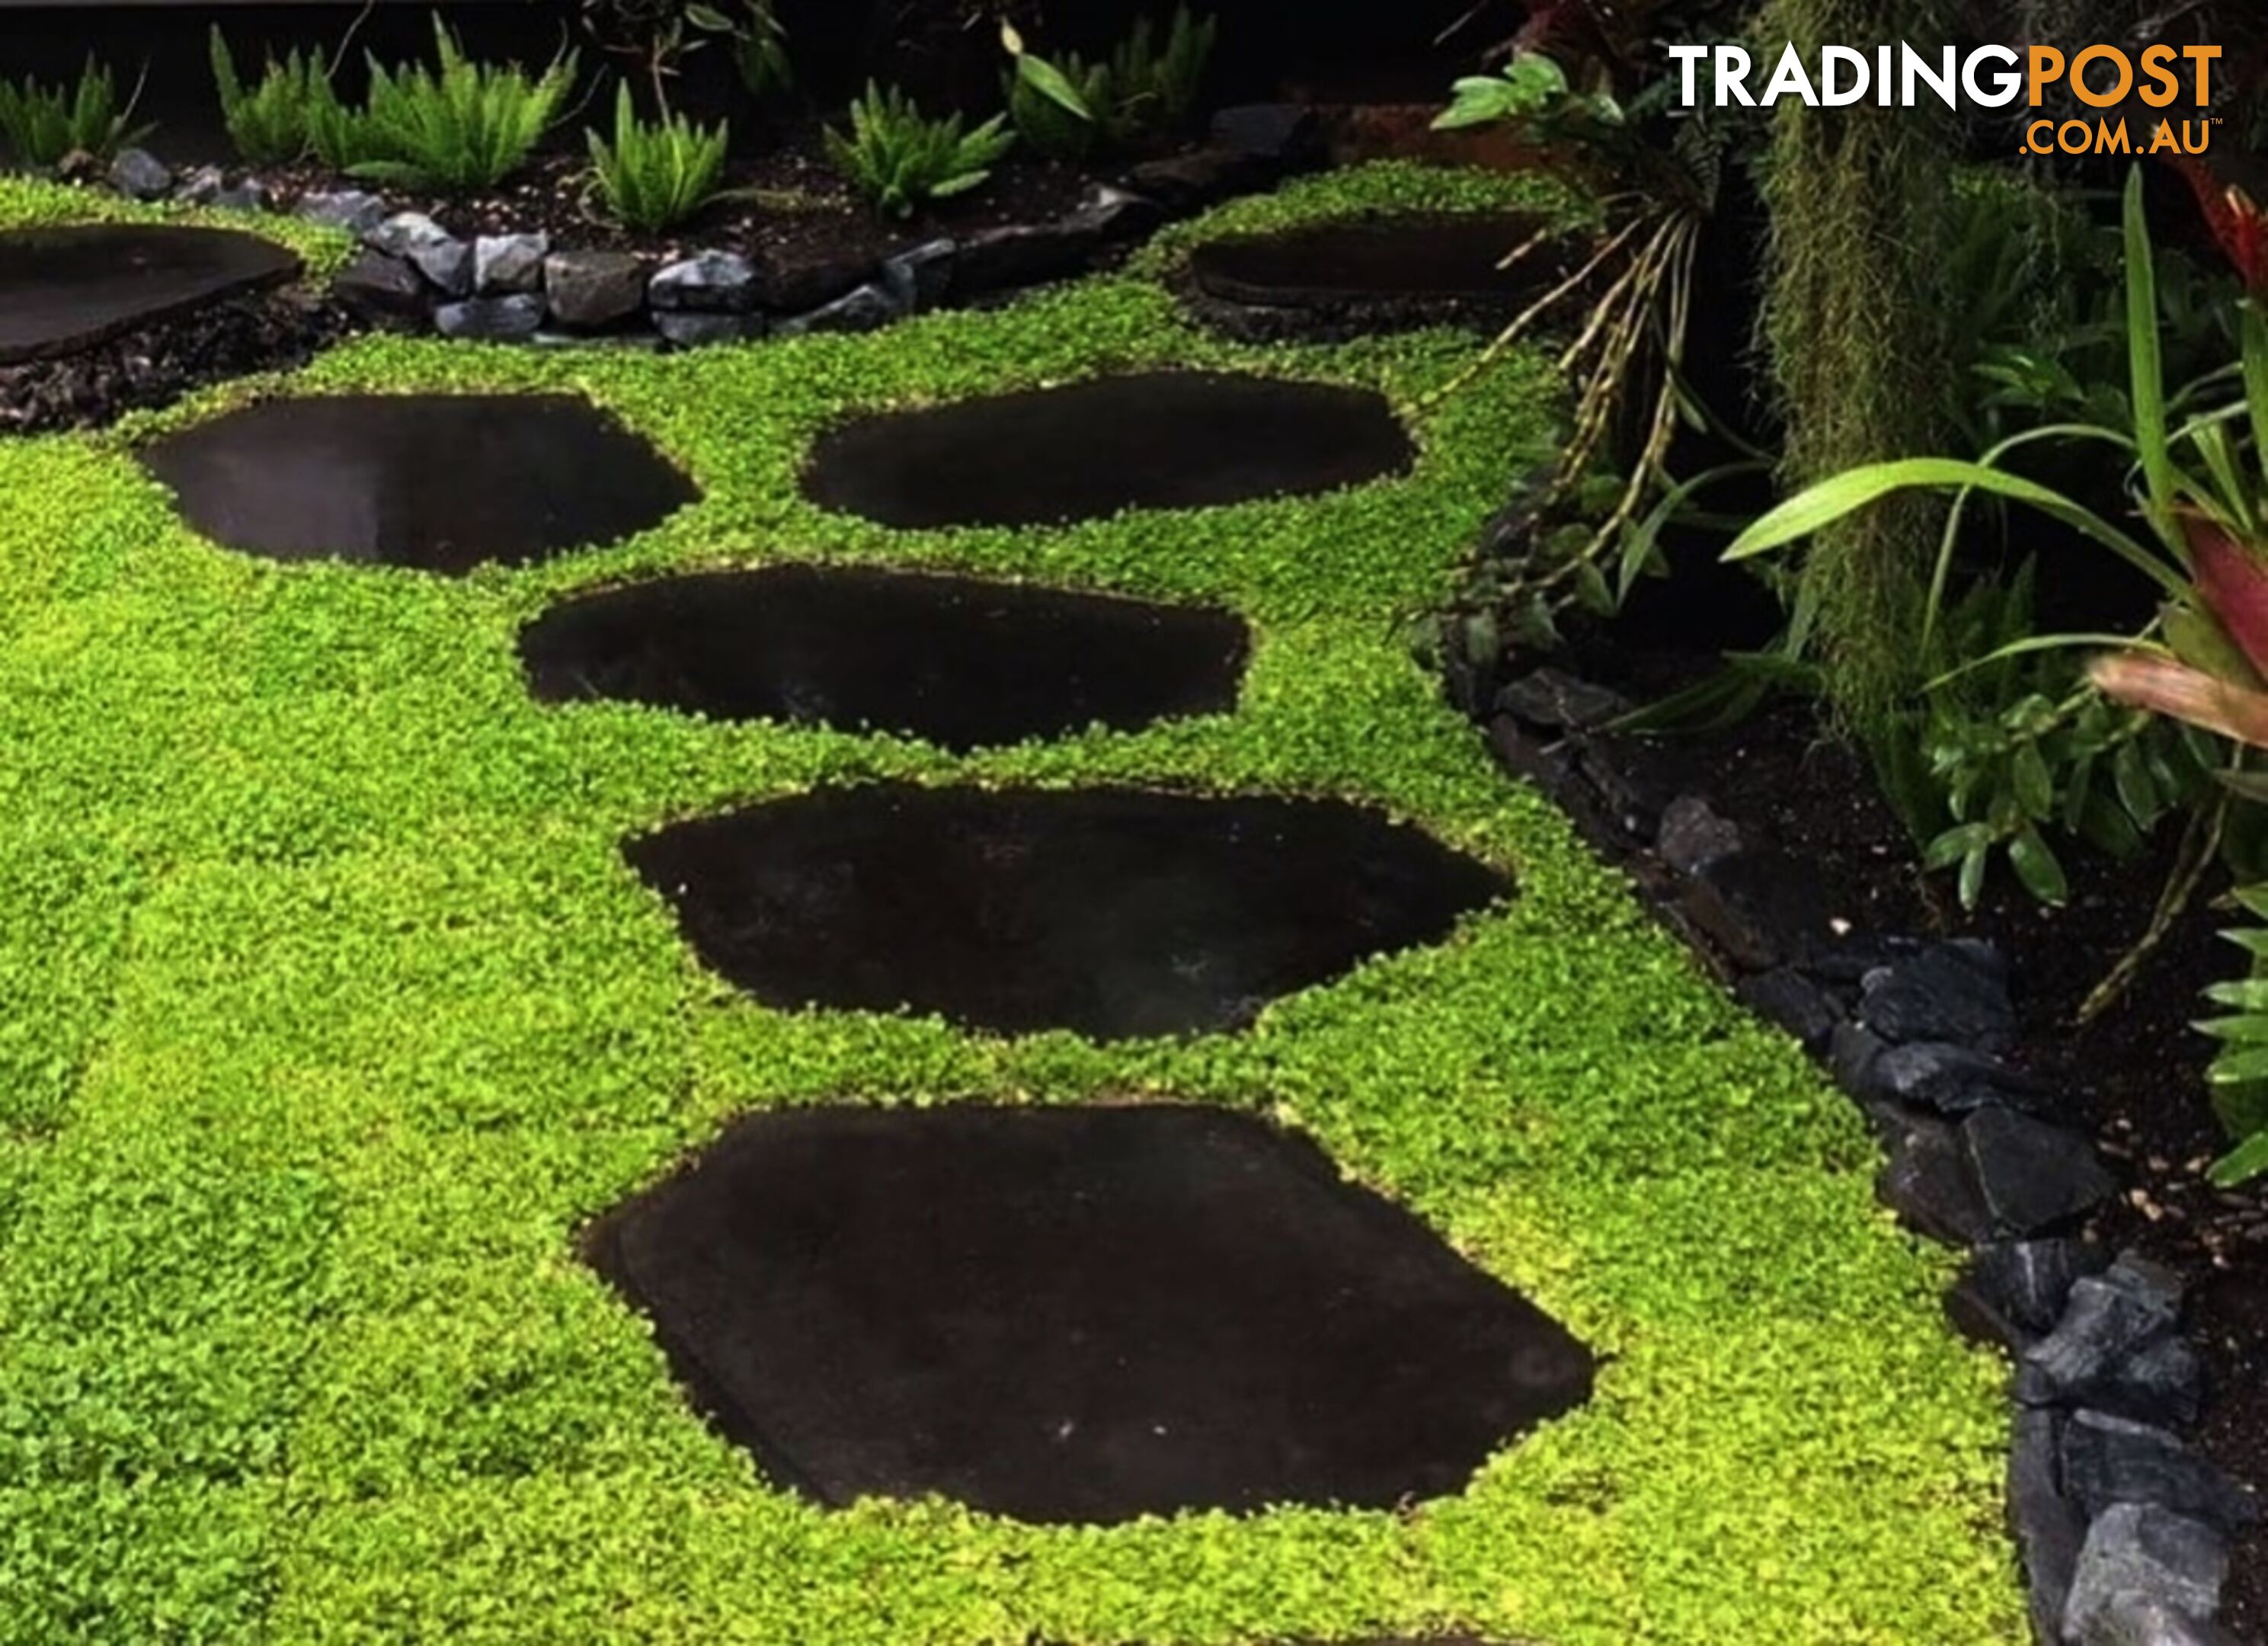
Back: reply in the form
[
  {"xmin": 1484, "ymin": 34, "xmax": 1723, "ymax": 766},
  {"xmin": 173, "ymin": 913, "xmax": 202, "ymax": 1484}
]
[
  {"xmin": 2008, "ymin": 827, "xmax": 2069, "ymax": 905},
  {"xmin": 2125, "ymin": 167, "xmax": 2178, "ymax": 545},
  {"xmin": 2208, "ymin": 1127, "xmax": 2268, "ymax": 1186}
]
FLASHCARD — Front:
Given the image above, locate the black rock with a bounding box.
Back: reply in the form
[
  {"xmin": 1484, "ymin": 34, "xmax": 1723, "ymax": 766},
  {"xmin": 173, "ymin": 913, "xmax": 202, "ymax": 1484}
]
[
  {"xmin": 1656, "ymin": 794, "xmax": 1744, "ymax": 874},
  {"xmin": 955, "ymin": 219, "xmax": 1109, "ymax": 294},
  {"xmin": 1876, "ymin": 1110, "xmax": 1996, "ymax": 1247},
  {"xmin": 1831, "ymin": 1022, "xmax": 1891, "ymax": 1100},
  {"xmin": 1858, "ymin": 943, "xmax": 2019, "ymax": 1052},
  {"xmin": 881, "ymin": 239, "xmax": 957, "ymax": 310},
  {"xmin": 2064, "ymin": 1503, "xmax": 2228, "ymax": 1644},
  {"xmin": 174, "ymin": 164, "xmax": 228, "ymax": 205},
  {"xmin": 369, "ymin": 211, "xmax": 472, "ymax": 296},
  {"xmin": 2020, "ymin": 1261, "xmax": 2184, "ymax": 1409},
  {"xmin": 1573, "ymin": 733, "xmax": 1696, "ymax": 840},
  {"xmin": 109, "ymin": 147, "xmax": 173, "ymax": 201},
  {"xmin": 1209, "ymin": 103, "xmax": 1324, "ymax": 165},
  {"xmin": 2079, "ymin": 1593, "xmax": 2246, "ymax": 1645},
  {"xmin": 433, "ymin": 294, "xmax": 546, "ymax": 341},
  {"xmin": 2009, "ymin": 1408, "xmax": 2086, "ymax": 1646},
  {"xmin": 1874, "ymin": 1040, "xmax": 2052, "ymax": 1116},
  {"xmin": 1960, "ymin": 1107, "xmax": 2116, "ymax": 1236},
  {"xmin": 332, "ymin": 250, "xmax": 430, "ymax": 323},
  {"xmin": 776, "ymin": 283, "xmax": 901, "ymax": 337},
  {"xmin": 544, "ymin": 250, "xmax": 647, "ymax": 329},
  {"xmin": 654, "ymin": 310, "xmax": 764, "ymax": 348},
  {"xmin": 2061, "ymin": 1409, "xmax": 2261, "ymax": 1532},
  {"xmin": 1078, "ymin": 182, "xmax": 1166, "ymax": 239},
  {"xmin": 1966, "ymin": 1239, "xmax": 2112, "ymax": 1337},
  {"xmin": 1494, "ymin": 667, "xmax": 1630, "ymax": 733},
  {"xmin": 2094, "ymin": 1334, "xmax": 2209, "ymax": 1429},
  {"xmin": 759, "ymin": 249, "xmax": 872, "ymax": 313},
  {"xmin": 648, "ymin": 250, "xmax": 759, "ymax": 313},
  {"xmin": 1122, "ymin": 146, "xmax": 1275, "ymax": 212},
  {"xmin": 1678, "ymin": 850, "xmax": 1841, "ymax": 973},
  {"xmin": 1737, "ymin": 967, "xmax": 1841, "ymax": 1052},
  {"xmin": 210, "ymin": 181, "xmax": 271, "ymax": 215}
]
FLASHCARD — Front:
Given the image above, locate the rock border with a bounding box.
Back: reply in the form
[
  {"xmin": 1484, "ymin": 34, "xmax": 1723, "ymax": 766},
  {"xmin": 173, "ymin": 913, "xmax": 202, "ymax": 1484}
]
[
  {"xmin": 1473, "ymin": 661, "xmax": 2259, "ymax": 1646},
  {"xmin": 93, "ymin": 108, "xmax": 1325, "ymax": 352}
]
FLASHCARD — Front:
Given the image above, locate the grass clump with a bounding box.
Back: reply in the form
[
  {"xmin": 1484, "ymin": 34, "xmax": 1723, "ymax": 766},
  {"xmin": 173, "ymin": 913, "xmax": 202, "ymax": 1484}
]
[
  {"xmin": 0, "ymin": 58, "xmax": 152, "ymax": 168},
  {"xmin": 586, "ymin": 84, "xmax": 728, "ymax": 233},
  {"xmin": 0, "ymin": 163, "xmax": 2023, "ymax": 1646},
  {"xmin": 824, "ymin": 81, "xmax": 1013, "ymax": 219}
]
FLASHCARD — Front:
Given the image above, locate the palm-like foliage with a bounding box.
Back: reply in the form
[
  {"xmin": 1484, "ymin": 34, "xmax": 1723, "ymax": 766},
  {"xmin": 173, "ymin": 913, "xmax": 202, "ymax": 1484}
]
[
  {"xmin": 0, "ymin": 58, "xmax": 152, "ymax": 167},
  {"xmin": 341, "ymin": 19, "xmax": 579, "ymax": 193},
  {"xmin": 586, "ymin": 82, "xmax": 728, "ymax": 232},
  {"xmin": 824, "ymin": 82, "xmax": 1012, "ymax": 220}
]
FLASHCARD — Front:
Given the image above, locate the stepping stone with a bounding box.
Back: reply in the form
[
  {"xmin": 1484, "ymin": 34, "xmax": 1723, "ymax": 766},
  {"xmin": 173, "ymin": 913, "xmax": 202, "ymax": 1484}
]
[
  {"xmin": 138, "ymin": 394, "xmax": 697, "ymax": 575},
  {"xmin": 625, "ymin": 784, "xmax": 1507, "ymax": 1041},
  {"xmin": 801, "ymin": 371, "xmax": 1415, "ymax": 530},
  {"xmin": 1187, "ymin": 212, "xmax": 1572, "ymax": 318},
  {"xmin": 520, "ymin": 565, "xmax": 1249, "ymax": 751},
  {"xmin": 586, "ymin": 1103, "xmax": 1595, "ymax": 1524},
  {"xmin": 0, "ymin": 224, "xmax": 301, "ymax": 366}
]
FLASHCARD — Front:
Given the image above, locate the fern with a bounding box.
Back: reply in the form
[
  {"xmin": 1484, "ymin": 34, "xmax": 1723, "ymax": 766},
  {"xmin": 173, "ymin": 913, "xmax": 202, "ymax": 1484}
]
[
  {"xmin": 586, "ymin": 82, "xmax": 728, "ymax": 232},
  {"xmin": 346, "ymin": 18, "xmax": 578, "ymax": 193},
  {"xmin": 210, "ymin": 28, "xmax": 341, "ymax": 167},
  {"xmin": 1107, "ymin": 5, "xmax": 1217, "ymax": 143},
  {"xmin": 823, "ymin": 82, "xmax": 1012, "ymax": 220},
  {"xmin": 1002, "ymin": 51, "xmax": 1112, "ymax": 163},
  {"xmin": 0, "ymin": 58, "xmax": 152, "ymax": 167}
]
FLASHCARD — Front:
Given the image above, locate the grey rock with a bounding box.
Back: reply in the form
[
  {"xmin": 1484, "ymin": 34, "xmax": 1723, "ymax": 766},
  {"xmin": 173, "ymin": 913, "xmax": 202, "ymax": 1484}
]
[
  {"xmin": 776, "ymin": 282, "xmax": 902, "ymax": 337},
  {"xmin": 881, "ymin": 238, "xmax": 957, "ymax": 310},
  {"xmin": 433, "ymin": 293, "xmax": 546, "ymax": 341},
  {"xmin": 368, "ymin": 212, "xmax": 471, "ymax": 295},
  {"xmin": 1960, "ymin": 1107, "xmax": 2116, "ymax": 1235},
  {"xmin": 474, "ymin": 232, "xmax": 549, "ymax": 294},
  {"xmin": 2094, "ymin": 1334, "xmax": 2208, "ymax": 1429},
  {"xmin": 2020, "ymin": 1267, "xmax": 2183, "ymax": 1408},
  {"xmin": 653, "ymin": 309, "xmax": 763, "ymax": 348},
  {"xmin": 954, "ymin": 219, "xmax": 1108, "ymax": 293},
  {"xmin": 2080, "ymin": 1593, "xmax": 2246, "ymax": 1645},
  {"xmin": 1495, "ymin": 667, "xmax": 1630, "ymax": 732},
  {"xmin": 648, "ymin": 249, "xmax": 759, "ymax": 313},
  {"xmin": 1965, "ymin": 1238, "xmax": 2112, "ymax": 1337},
  {"xmin": 174, "ymin": 164, "xmax": 228, "ymax": 205},
  {"xmin": 1876, "ymin": 1109, "xmax": 1996, "ymax": 1246},
  {"xmin": 2061, "ymin": 1409, "xmax": 2260, "ymax": 1532},
  {"xmin": 1656, "ymin": 793, "xmax": 1743, "ymax": 874},
  {"xmin": 2064, "ymin": 1504, "xmax": 2228, "ymax": 1643},
  {"xmin": 1874, "ymin": 1040, "xmax": 2050, "ymax": 1116},
  {"xmin": 1209, "ymin": 102, "xmax": 1324, "ymax": 164},
  {"xmin": 1736, "ymin": 967, "xmax": 1841, "ymax": 1052},
  {"xmin": 296, "ymin": 189, "xmax": 388, "ymax": 237},
  {"xmin": 543, "ymin": 251, "xmax": 647, "ymax": 329},
  {"xmin": 2105, "ymin": 1251, "xmax": 2187, "ymax": 1316},
  {"xmin": 108, "ymin": 147, "xmax": 172, "ymax": 200},
  {"xmin": 2008, "ymin": 1408, "xmax": 2085, "ymax": 1646},
  {"xmin": 331, "ymin": 250, "xmax": 430, "ymax": 323},
  {"xmin": 210, "ymin": 180, "xmax": 271, "ymax": 216},
  {"xmin": 1859, "ymin": 943, "xmax": 2018, "ymax": 1052}
]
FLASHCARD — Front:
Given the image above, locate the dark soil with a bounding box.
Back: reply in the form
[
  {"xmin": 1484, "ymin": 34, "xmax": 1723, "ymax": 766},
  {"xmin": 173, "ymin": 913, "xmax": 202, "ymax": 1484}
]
[
  {"xmin": 0, "ymin": 223, "xmax": 302, "ymax": 366},
  {"xmin": 624, "ymin": 783, "xmax": 1508, "ymax": 1041},
  {"xmin": 1561, "ymin": 627, "xmax": 2268, "ymax": 1640},
  {"xmin": 137, "ymin": 392, "xmax": 698, "ymax": 575},
  {"xmin": 519, "ymin": 565, "xmax": 1249, "ymax": 752},
  {"xmin": 801, "ymin": 371, "xmax": 1417, "ymax": 530},
  {"xmin": 584, "ymin": 1102, "xmax": 1593, "ymax": 1524},
  {"xmin": 0, "ymin": 287, "xmax": 351, "ymax": 436},
  {"xmin": 268, "ymin": 123, "xmax": 1098, "ymax": 276}
]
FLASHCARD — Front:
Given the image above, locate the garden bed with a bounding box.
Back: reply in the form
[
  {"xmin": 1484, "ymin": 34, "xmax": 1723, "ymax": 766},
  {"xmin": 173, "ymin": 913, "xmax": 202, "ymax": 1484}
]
[{"xmin": 0, "ymin": 161, "xmax": 2026, "ymax": 1645}]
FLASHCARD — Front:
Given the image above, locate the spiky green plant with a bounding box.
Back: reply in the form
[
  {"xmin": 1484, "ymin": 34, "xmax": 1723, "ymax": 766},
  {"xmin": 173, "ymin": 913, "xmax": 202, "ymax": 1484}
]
[
  {"xmin": 0, "ymin": 58, "xmax": 152, "ymax": 168},
  {"xmin": 1108, "ymin": 5, "xmax": 1217, "ymax": 143},
  {"xmin": 345, "ymin": 18, "xmax": 579, "ymax": 193},
  {"xmin": 586, "ymin": 82, "xmax": 728, "ymax": 232},
  {"xmin": 823, "ymin": 82, "xmax": 1012, "ymax": 219},
  {"xmin": 209, "ymin": 27, "xmax": 344, "ymax": 168}
]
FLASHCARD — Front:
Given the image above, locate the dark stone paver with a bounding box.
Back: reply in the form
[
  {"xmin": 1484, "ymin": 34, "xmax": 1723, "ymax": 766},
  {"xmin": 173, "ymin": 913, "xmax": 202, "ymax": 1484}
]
[
  {"xmin": 625, "ymin": 783, "xmax": 1508, "ymax": 1040},
  {"xmin": 0, "ymin": 224, "xmax": 301, "ymax": 365},
  {"xmin": 520, "ymin": 565, "xmax": 1249, "ymax": 751},
  {"xmin": 139, "ymin": 393, "xmax": 697, "ymax": 575},
  {"xmin": 587, "ymin": 1103, "xmax": 1594, "ymax": 1523},
  {"xmin": 801, "ymin": 371, "xmax": 1414, "ymax": 530},
  {"xmin": 1188, "ymin": 213, "xmax": 1566, "ymax": 308}
]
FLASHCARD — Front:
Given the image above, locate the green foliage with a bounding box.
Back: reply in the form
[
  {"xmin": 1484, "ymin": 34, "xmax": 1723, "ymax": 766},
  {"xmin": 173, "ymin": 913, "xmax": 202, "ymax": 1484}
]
[
  {"xmin": 824, "ymin": 82, "xmax": 1012, "ymax": 219},
  {"xmin": 1001, "ymin": 40, "xmax": 1112, "ymax": 162},
  {"xmin": 209, "ymin": 27, "xmax": 342, "ymax": 168},
  {"xmin": 1435, "ymin": 53, "xmax": 1621, "ymax": 132},
  {"xmin": 2202, "ymin": 884, "xmax": 2268, "ymax": 1185},
  {"xmin": 328, "ymin": 18, "xmax": 579, "ymax": 193},
  {"xmin": 998, "ymin": 6, "xmax": 1217, "ymax": 162},
  {"xmin": 0, "ymin": 163, "xmax": 2021, "ymax": 1645},
  {"xmin": 0, "ymin": 58, "xmax": 152, "ymax": 168},
  {"xmin": 585, "ymin": 83, "xmax": 728, "ymax": 232},
  {"xmin": 1106, "ymin": 5, "xmax": 1217, "ymax": 143}
]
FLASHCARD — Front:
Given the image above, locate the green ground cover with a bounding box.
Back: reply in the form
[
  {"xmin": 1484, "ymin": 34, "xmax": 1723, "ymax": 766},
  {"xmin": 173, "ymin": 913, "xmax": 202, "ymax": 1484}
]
[{"xmin": 0, "ymin": 165, "xmax": 2025, "ymax": 1644}]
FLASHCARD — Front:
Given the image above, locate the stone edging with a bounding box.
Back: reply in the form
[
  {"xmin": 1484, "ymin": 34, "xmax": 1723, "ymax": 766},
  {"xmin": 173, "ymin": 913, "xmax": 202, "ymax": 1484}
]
[
  {"xmin": 89, "ymin": 107, "xmax": 1326, "ymax": 351},
  {"xmin": 1477, "ymin": 664, "xmax": 2259, "ymax": 1646}
]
